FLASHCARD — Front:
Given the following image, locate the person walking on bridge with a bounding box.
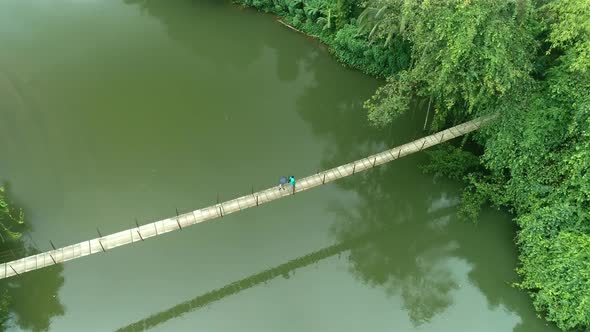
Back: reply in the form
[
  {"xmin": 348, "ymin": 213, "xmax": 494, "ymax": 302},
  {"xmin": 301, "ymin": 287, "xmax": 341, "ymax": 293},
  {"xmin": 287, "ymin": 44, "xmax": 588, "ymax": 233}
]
[
  {"xmin": 289, "ymin": 175, "xmax": 295, "ymax": 190},
  {"xmin": 278, "ymin": 176, "xmax": 288, "ymax": 190}
]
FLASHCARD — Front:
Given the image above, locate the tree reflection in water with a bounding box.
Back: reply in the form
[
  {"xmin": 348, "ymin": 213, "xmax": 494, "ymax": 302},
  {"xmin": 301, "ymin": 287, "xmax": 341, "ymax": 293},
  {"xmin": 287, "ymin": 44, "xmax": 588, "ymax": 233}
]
[
  {"xmin": 0, "ymin": 187, "xmax": 65, "ymax": 332},
  {"xmin": 294, "ymin": 45, "xmax": 556, "ymax": 330},
  {"xmin": 3, "ymin": 264, "xmax": 65, "ymax": 332}
]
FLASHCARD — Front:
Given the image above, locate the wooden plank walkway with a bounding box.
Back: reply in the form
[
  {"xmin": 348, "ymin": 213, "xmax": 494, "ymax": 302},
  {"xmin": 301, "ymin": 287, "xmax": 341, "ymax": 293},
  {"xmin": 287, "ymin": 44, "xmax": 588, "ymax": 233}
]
[{"xmin": 0, "ymin": 116, "xmax": 494, "ymax": 279}]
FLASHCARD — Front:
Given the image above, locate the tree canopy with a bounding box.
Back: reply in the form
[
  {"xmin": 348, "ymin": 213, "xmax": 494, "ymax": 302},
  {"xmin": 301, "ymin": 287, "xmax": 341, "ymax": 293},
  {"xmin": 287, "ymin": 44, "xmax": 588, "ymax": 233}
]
[{"xmin": 362, "ymin": 0, "xmax": 536, "ymax": 128}]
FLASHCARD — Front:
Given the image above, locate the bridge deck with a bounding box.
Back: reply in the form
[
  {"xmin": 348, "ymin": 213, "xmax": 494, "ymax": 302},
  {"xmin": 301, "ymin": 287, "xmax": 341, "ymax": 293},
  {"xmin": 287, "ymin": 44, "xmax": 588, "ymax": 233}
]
[{"xmin": 0, "ymin": 116, "xmax": 493, "ymax": 279}]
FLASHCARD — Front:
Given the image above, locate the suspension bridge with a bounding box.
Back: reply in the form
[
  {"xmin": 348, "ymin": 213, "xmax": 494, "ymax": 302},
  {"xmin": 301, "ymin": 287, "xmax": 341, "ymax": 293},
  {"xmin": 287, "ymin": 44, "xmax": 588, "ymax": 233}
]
[{"xmin": 0, "ymin": 116, "xmax": 494, "ymax": 280}]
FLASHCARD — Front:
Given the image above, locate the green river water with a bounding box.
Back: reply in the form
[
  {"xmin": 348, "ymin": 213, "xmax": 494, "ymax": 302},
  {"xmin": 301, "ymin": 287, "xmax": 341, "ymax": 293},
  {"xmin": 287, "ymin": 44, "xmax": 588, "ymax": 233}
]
[{"xmin": 0, "ymin": 1, "xmax": 560, "ymax": 331}]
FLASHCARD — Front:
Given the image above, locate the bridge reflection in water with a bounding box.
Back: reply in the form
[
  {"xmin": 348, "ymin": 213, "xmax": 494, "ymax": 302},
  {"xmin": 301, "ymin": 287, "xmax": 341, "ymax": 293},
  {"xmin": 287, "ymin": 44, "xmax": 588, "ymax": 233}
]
[{"xmin": 116, "ymin": 230, "xmax": 380, "ymax": 332}]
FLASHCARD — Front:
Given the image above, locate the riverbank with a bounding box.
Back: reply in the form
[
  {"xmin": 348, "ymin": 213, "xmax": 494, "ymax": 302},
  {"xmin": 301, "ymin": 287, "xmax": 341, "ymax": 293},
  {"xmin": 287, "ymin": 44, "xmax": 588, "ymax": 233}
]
[{"xmin": 233, "ymin": 0, "xmax": 409, "ymax": 78}]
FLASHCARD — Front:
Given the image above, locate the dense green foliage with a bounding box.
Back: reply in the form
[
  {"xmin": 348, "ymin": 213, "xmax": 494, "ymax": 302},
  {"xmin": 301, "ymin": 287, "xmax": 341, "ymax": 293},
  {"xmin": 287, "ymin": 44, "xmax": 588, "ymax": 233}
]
[
  {"xmin": 239, "ymin": 0, "xmax": 590, "ymax": 330},
  {"xmin": 0, "ymin": 187, "xmax": 23, "ymax": 244},
  {"xmin": 481, "ymin": 66, "xmax": 590, "ymax": 330},
  {"xmin": 362, "ymin": 0, "xmax": 536, "ymax": 128}
]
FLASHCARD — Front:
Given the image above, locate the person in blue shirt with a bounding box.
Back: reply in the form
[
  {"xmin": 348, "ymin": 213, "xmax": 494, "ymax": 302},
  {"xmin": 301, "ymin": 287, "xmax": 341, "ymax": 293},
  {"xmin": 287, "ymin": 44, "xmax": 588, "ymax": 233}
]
[
  {"xmin": 289, "ymin": 175, "xmax": 295, "ymax": 189},
  {"xmin": 278, "ymin": 176, "xmax": 288, "ymax": 190}
]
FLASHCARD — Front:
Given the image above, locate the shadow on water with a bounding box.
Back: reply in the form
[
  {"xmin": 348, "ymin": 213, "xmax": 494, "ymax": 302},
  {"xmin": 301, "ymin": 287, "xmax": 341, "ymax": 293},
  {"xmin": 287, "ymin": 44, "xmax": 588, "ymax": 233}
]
[
  {"xmin": 115, "ymin": 228, "xmax": 385, "ymax": 332},
  {"xmin": 0, "ymin": 185, "xmax": 65, "ymax": 332}
]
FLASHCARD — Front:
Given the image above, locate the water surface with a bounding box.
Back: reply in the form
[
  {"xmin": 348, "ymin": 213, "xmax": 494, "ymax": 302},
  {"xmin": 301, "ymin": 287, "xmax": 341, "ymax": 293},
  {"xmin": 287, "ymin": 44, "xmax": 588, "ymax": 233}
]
[{"xmin": 0, "ymin": 1, "xmax": 558, "ymax": 331}]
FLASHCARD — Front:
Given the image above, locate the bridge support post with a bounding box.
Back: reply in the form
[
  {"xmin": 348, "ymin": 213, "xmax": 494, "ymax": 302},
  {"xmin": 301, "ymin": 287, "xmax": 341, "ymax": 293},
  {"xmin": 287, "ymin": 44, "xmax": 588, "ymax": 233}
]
[
  {"xmin": 440, "ymin": 132, "xmax": 444, "ymax": 142},
  {"xmin": 9, "ymin": 265, "xmax": 19, "ymax": 276},
  {"xmin": 49, "ymin": 254, "xmax": 57, "ymax": 265},
  {"xmin": 388, "ymin": 150, "xmax": 395, "ymax": 160},
  {"xmin": 322, "ymin": 174, "xmax": 326, "ymax": 184},
  {"xmin": 420, "ymin": 140, "xmax": 426, "ymax": 150},
  {"xmin": 98, "ymin": 240, "xmax": 106, "ymax": 252},
  {"xmin": 373, "ymin": 158, "xmax": 377, "ymax": 167},
  {"xmin": 136, "ymin": 221, "xmax": 144, "ymax": 237},
  {"xmin": 134, "ymin": 220, "xmax": 145, "ymax": 241},
  {"xmin": 175, "ymin": 208, "xmax": 183, "ymax": 230},
  {"xmin": 352, "ymin": 163, "xmax": 356, "ymax": 175}
]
